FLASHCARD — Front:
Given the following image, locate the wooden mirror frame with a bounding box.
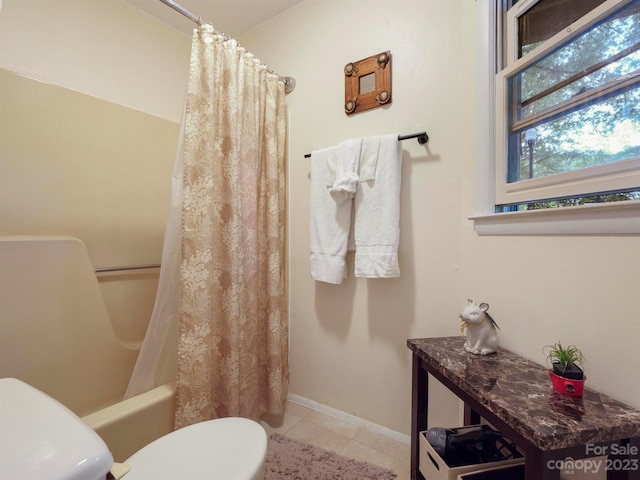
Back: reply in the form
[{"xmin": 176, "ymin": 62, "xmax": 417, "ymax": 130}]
[{"xmin": 344, "ymin": 51, "xmax": 392, "ymax": 115}]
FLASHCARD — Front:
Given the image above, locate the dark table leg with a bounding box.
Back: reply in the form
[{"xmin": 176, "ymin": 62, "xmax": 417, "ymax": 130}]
[
  {"xmin": 411, "ymin": 353, "xmax": 428, "ymax": 480},
  {"xmin": 524, "ymin": 446, "xmax": 561, "ymax": 480},
  {"xmin": 463, "ymin": 403, "xmax": 481, "ymax": 426},
  {"xmin": 606, "ymin": 437, "xmax": 640, "ymax": 480},
  {"xmin": 631, "ymin": 437, "xmax": 640, "ymax": 480}
]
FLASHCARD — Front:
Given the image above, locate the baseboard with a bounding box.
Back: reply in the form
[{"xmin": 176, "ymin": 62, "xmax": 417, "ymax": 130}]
[{"xmin": 287, "ymin": 393, "xmax": 411, "ymax": 445}]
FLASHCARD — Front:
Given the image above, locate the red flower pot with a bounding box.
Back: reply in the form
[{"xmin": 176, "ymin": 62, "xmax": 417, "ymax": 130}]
[{"xmin": 549, "ymin": 370, "xmax": 585, "ymax": 397}]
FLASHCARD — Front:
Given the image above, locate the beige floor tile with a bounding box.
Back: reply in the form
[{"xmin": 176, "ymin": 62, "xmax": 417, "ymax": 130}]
[
  {"xmin": 275, "ymin": 400, "xmax": 410, "ymax": 479},
  {"xmin": 340, "ymin": 439, "xmax": 410, "ymax": 479},
  {"xmin": 283, "ymin": 418, "xmax": 352, "ymax": 453},
  {"xmin": 353, "ymin": 428, "xmax": 411, "ymax": 463},
  {"xmin": 305, "ymin": 410, "xmax": 361, "ymax": 439},
  {"xmin": 259, "ymin": 400, "xmax": 308, "ymax": 435},
  {"xmin": 260, "ymin": 412, "xmax": 301, "ymax": 435},
  {"xmin": 284, "ymin": 400, "xmax": 315, "ymax": 419}
]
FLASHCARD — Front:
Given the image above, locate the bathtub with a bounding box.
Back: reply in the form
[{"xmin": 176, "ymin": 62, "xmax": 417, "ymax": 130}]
[
  {"xmin": 82, "ymin": 382, "xmax": 176, "ymax": 461},
  {"xmin": 0, "ymin": 236, "xmax": 175, "ymax": 461}
]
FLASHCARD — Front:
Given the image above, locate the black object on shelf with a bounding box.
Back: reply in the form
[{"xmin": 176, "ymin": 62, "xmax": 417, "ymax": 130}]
[{"xmin": 425, "ymin": 424, "xmax": 522, "ymax": 468}]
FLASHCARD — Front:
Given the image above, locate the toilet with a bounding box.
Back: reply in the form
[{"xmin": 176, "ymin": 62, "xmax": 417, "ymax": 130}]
[{"xmin": 0, "ymin": 378, "xmax": 267, "ymax": 480}]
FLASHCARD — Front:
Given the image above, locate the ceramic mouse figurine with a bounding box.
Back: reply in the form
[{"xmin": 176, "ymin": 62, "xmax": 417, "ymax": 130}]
[{"xmin": 459, "ymin": 299, "xmax": 500, "ymax": 355}]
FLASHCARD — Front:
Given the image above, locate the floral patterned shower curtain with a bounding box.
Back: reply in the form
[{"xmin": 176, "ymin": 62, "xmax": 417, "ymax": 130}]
[{"xmin": 175, "ymin": 24, "xmax": 288, "ymax": 429}]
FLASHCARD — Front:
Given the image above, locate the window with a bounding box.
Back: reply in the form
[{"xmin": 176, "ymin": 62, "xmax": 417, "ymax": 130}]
[{"xmin": 495, "ymin": 0, "xmax": 640, "ymax": 211}]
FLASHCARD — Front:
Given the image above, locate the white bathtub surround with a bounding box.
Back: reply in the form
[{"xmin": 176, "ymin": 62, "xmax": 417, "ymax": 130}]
[
  {"xmin": 0, "ymin": 236, "xmax": 138, "ymax": 416},
  {"xmin": 83, "ymin": 384, "xmax": 176, "ymax": 462}
]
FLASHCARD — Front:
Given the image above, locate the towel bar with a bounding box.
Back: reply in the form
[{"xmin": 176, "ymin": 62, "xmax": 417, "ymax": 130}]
[{"xmin": 303, "ymin": 131, "xmax": 428, "ymax": 158}]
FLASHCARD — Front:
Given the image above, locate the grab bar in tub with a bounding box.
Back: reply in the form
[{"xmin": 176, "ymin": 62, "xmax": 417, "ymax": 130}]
[{"xmin": 95, "ymin": 264, "xmax": 161, "ymax": 273}]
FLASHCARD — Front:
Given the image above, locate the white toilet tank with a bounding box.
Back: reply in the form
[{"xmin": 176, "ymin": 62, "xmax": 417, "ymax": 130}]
[{"xmin": 0, "ymin": 378, "xmax": 114, "ymax": 480}]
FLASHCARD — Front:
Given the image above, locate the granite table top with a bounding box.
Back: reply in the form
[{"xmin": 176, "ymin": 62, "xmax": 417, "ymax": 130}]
[{"xmin": 408, "ymin": 336, "xmax": 640, "ymax": 451}]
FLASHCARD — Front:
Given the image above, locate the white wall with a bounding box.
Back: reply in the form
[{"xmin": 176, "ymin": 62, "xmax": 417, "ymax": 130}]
[{"xmin": 241, "ymin": 0, "xmax": 640, "ymax": 437}]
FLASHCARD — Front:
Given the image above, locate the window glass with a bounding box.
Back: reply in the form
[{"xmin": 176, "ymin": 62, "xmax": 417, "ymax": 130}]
[
  {"xmin": 510, "ymin": 89, "xmax": 640, "ymax": 181},
  {"xmin": 517, "ymin": 0, "xmax": 607, "ymax": 58},
  {"xmin": 504, "ymin": 0, "xmax": 640, "ymax": 187},
  {"xmin": 516, "ymin": 2, "xmax": 640, "ymax": 120}
]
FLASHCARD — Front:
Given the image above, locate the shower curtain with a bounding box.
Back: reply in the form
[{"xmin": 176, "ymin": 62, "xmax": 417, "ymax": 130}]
[{"xmin": 126, "ymin": 24, "xmax": 288, "ymax": 429}]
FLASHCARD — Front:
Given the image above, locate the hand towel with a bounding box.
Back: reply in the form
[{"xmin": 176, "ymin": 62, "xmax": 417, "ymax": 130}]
[
  {"xmin": 358, "ymin": 135, "xmax": 380, "ymax": 181},
  {"xmin": 329, "ymin": 138, "xmax": 362, "ymax": 205},
  {"xmin": 309, "ymin": 146, "xmax": 352, "ymax": 284},
  {"xmin": 346, "ymin": 137, "xmax": 378, "ymax": 252},
  {"xmin": 354, "ymin": 134, "xmax": 402, "ymax": 278}
]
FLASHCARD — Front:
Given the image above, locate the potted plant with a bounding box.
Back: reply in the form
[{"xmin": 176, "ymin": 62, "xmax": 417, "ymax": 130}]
[{"xmin": 543, "ymin": 341, "xmax": 586, "ymax": 397}]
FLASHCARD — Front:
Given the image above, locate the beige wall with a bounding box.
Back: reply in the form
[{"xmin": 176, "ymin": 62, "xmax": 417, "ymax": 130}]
[
  {"xmin": 241, "ymin": 0, "xmax": 475, "ymax": 435},
  {"xmin": 0, "ymin": 0, "xmax": 190, "ymax": 121},
  {"xmin": 241, "ymin": 0, "xmax": 640, "ymax": 437},
  {"xmin": 0, "ymin": 0, "xmax": 190, "ymax": 347}
]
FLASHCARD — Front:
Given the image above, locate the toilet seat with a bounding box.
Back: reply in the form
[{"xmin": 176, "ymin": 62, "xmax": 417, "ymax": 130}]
[{"xmin": 124, "ymin": 417, "xmax": 267, "ymax": 480}]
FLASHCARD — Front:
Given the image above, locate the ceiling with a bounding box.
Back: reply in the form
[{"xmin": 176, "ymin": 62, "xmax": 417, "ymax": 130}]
[{"xmin": 125, "ymin": 0, "xmax": 303, "ymax": 37}]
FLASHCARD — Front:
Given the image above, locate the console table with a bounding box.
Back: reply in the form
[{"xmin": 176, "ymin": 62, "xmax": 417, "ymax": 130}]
[{"xmin": 408, "ymin": 337, "xmax": 640, "ymax": 480}]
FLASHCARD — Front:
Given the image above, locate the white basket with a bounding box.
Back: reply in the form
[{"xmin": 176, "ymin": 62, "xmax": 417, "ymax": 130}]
[
  {"xmin": 418, "ymin": 428, "xmax": 524, "ymax": 480},
  {"xmin": 457, "ymin": 463, "xmax": 525, "ymax": 480}
]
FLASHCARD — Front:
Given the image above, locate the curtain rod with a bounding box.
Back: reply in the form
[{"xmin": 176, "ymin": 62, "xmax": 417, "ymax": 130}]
[
  {"xmin": 159, "ymin": 0, "xmax": 204, "ymax": 25},
  {"xmin": 158, "ymin": 0, "xmax": 296, "ymax": 93},
  {"xmin": 303, "ymin": 132, "xmax": 429, "ymax": 158}
]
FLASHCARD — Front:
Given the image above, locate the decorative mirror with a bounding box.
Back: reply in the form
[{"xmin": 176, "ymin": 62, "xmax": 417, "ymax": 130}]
[{"xmin": 344, "ymin": 51, "xmax": 392, "ymax": 115}]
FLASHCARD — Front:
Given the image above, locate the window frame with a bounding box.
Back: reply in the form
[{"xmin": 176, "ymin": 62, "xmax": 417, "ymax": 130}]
[
  {"xmin": 471, "ymin": 0, "xmax": 640, "ymax": 235},
  {"xmin": 497, "ymin": 0, "xmax": 640, "ymax": 206}
]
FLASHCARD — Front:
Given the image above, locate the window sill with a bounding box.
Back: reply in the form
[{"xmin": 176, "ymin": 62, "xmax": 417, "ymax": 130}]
[{"xmin": 469, "ymin": 200, "xmax": 640, "ymax": 235}]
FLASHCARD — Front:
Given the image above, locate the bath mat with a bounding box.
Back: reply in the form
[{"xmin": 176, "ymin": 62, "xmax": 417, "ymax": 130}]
[{"xmin": 265, "ymin": 433, "xmax": 397, "ymax": 480}]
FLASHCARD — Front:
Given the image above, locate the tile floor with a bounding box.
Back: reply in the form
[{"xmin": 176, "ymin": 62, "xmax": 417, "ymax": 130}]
[{"xmin": 260, "ymin": 400, "xmax": 411, "ymax": 480}]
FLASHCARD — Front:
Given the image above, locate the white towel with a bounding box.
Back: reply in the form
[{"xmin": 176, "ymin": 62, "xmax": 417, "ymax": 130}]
[
  {"xmin": 358, "ymin": 135, "xmax": 380, "ymax": 181},
  {"xmin": 309, "ymin": 146, "xmax": 352, "ymax": 284},
  {"xmin": 329, "ymin": 138, "xmax": 362, "ymax": 205},
  {"xmin": 354, "ymin": 134, "xmax": 402, "ymax": 278},
  {"xmin": 346, "ymin": 136, "xmax": 379, "ymax": 253}
]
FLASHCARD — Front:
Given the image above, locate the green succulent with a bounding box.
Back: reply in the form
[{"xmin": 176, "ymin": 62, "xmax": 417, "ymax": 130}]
[{"xmin": 544, "ymin": 341, "xmax": 584, "ymax": 374}]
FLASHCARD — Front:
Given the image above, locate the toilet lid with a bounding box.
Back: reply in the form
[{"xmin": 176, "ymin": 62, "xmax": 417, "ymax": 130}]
[
  {"xmin": 124, "ymin": 417, "xmax": 267, "ymax": 480},
  {"xmin": 0, "ymin": 378, "xmax": 113, "ymax": 480}
]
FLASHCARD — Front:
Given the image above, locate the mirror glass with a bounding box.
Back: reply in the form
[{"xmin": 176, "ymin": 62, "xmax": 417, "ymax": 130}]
[{"xmin": 359, "ymin": 72, "xmax": 376, "ymax": 94}]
